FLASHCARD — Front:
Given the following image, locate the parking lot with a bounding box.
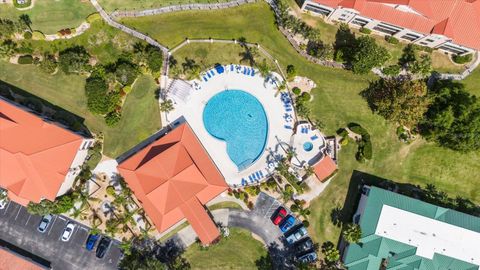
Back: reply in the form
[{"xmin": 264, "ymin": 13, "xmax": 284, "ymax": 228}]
[{"xmin": 0, "ymin": 201, "xmax": 122, "ymax": 270}]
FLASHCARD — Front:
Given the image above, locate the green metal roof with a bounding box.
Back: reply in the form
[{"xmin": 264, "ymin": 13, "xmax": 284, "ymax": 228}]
[{"xmin": 344, "ymin": 186, "xmax": 480, "ymax": 270}]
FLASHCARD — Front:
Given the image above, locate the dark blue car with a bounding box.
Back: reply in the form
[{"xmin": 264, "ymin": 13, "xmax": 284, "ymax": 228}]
[
  {"xmin": 85, "ymin": 234, "xmax": 100, "ymax": 251},
  {"xmin": 279, "ymin": 215, "xmax": 296, "ymax": 233}
]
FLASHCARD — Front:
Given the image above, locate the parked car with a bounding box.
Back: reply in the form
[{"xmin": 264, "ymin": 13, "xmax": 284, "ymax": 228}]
[
  {"xmin": 61, "ymin": 222, "xmax": 75, "ymax": 242},
  {"xmin": 85, "ymin": 233, "xmax": 100, "ymax": 251},
  {"xmin": 296, "ymin": 251, "xmax": 318, "ymax": 264},
  {"xmin": 285, "ymin": 225, "xmax": 308, "ymax": 244},
  {"xmin": 37, "ymin": 214, "xmax": 53, "ymax": 233},
  {"xmin": 279, "ymin": 215, "xmax": 296, "ymax": 232},
  {"xmin": 270, "ymin": 207, "xmax": 287, "ymax": 225},
  {"xmin": 294, "ymin": 237, "xmax": 314, "ymax": 254},
  {"xmin": 96, "ymin": 237, "xmax": 111, "ymax": 259},
  {"xmin": 0, "ymin": 198, "xmax": 8, "ymax": 210}
]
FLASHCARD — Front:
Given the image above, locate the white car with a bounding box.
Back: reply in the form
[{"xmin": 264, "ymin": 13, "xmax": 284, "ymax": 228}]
[{"xmin": 61, "ymin": 222, "xmax": 76, "ymax": 242}]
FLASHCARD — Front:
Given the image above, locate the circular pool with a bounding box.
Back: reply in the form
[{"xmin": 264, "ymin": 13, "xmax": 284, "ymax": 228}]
[
  {"xmin": 303, "ymin": 142, "xmax": 313, "ymax": 152},
  {"xmin": 203, "ymin": 90, "xmax": 268, "ymax": 170}
]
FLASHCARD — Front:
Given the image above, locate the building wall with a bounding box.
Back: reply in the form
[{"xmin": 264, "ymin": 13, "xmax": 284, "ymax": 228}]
[
  {"xmin": 300, "ymin": 0, "xmax": 475, "ymax": 55},
  {"xmin": 56, "ymin": 138, "xmax": 94, "ymax": 197}
]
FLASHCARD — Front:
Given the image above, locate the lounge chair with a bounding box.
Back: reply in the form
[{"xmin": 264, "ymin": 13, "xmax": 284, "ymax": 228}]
[
  {"xmin": 259, "ymin": 171, "xmax": 264, "ymax": 178},
  {"xmin": 251, "ymin": 69, "xmax": 255, "ymax": 76},
  {"xmin": 252, "ymin": 173, "xmax": 258, "ymax": 181},
  {"xmin": 248, "ymin": 175, "xmax": 253, "ymax": 182},
  {"xmin": 285, "ymin": 108, "xmax": 292, "ymax": 112},
  {"xmin": 285, "ymin": 125, "xmax": 293, "ymax": 129},
  {"xmin": 207, "ymin": 72, "xmax": 212, "ymax": 78},
  {"xmin": 241, "ymin": 178, "xmax": 248, "ymax": 186},
  {"xmin": 230, "ymin": 65, "xmax": 234, "ymax": 71},
  {"xmin": 203, "ymin": 76, "xmax": 208, "ymax": 82},
  {"xmin": 311, "ymin": 135, "xmax": 319, "ymax": 140}
]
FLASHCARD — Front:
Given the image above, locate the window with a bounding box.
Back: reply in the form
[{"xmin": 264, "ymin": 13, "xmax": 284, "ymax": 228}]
[
  {"xmin": 438, "ymin": 44, "xmax": 468, "ymax": 54},
  {"xmin": 373, "ymin": 23, "xmax": 402, "ymax": 35},
  {"xmin": 426, "ymin": 39, "xmax": 434, "ymax": 42},
  {"xmin": 351, "ymin": 18, "xmax": 369, "ymax": 27},
  {"xmin": 401, "ymin": 33, "xmax": 421, "ymax": 41},
  {"xmin": 304, "ymin": 4, "xmax": 331, "ymax": 16}
]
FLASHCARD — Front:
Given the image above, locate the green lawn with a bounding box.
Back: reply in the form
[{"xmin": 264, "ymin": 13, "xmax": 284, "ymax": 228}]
[
  {"xmin": 24, "ymin": 20, "xmax": 138, "ymax": 64},
  {"xmin": 99, "ymin": 0, "xmax": 232, "ymax": 13},
  {"xmin": 0, "ymin": 0, "xmax": 95, "ymax": 34},
  {"xmin": 463, "ymin": 67, "xmax": 480, "ymax": 97},
  {"xmin": 121, "ymin": 2, "xmax": 480, "ymax": 246},
  {"xmin": 183, "ymin": 228, "xmax": 267, "ymax": 269},
  {"xmin": 0, "ymin": 61, "xmax": 160, "ymax": 158}
]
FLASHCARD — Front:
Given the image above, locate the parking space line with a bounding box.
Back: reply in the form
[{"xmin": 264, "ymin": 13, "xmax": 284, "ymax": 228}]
[
  {"xmin": 3, "ymin": 201, "xmax": 11, "ymax": 215},
  {"xmin": 47, "ymin": 216, "xmax": 58, "ymax": 235},
  {"xmin": 58, "ymin": 216, "xmax": 66, "ymax": 221},
  {"xmin": 25, "ymin": 214, "xmax": 31, "ymax": 226},
  {"xmin": 14, "ymin": 206, "xmax": 22, "ymax": 220}
]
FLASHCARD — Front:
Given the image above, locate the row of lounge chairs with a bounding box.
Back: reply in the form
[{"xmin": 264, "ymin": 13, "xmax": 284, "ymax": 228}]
[{"xmin": 202, "ymin": 69, "xmax": 217, "ymax": 82}]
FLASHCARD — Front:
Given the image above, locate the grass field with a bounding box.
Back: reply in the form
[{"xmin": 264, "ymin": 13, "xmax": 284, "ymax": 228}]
[
  {"xmin": 122, "ymin": 2, "xmax": 480, "ymax": 245},
  {"xmin": 0, "ymin": 61, "xmax": 160, "ymax": 158},
  {"xmin": 0, "ymin": 0, "xmax": 95, "ymax": 34},
  {"xmin": 183, "ymin": 228, "xmax": 267, "ymax": 269},
  {"xmin": 463, "ymin": 67, "xmax": 480, "ymax": 97},
  {"xmin": 99, "ymin": 0, "xmax": 232, "ymax": 13}
]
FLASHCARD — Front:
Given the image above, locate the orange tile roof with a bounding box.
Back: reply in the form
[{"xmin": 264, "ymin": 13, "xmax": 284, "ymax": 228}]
[
  {"xmin": 311, "ymin": 0, "xmax": 480, "ymax": 50},
  {"xmin": 0, "ymin": 99, "xmax": 84, "ymax": 205},
  {"xmin": 313, "ymin": 156, "xmax": 337, "ymax": 182},
  {"xmin": 118, "ymin": 123, "xmax": 228, "ymax": 245},
  {"xmin": 0, "ymin": 248, "xmax": 43, "ymax": 270}
]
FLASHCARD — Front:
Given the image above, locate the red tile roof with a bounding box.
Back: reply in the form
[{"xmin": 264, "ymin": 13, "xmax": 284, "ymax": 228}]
[
  {"xmin": 118, "ymin": 123, "xmax": 228, "ymax": 245},
  {"xmin": 313, "ymin": 156, "xmax": 337, "ymax": 182},
  {"xmin": 0, "ymin": 99, "xmax": 84, "ymax": 205},
  {"xmin": 311, "ymin": 0, "xmax": 480, "ymax": 50},
  {"xmin": 0, "ymin": 248, "xmax": 43, "ymax": 270}
]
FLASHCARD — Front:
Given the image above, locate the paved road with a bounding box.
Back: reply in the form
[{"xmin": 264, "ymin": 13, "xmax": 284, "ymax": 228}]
[{"xmin": 0, "ymin": 201, "xmax": 122, "ymax": 270}]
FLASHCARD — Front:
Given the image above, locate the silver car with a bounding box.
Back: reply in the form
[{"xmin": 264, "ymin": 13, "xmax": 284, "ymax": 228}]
[{"xmin": 37, "ymin": 214, "xmax": 53, "ymax": 233}]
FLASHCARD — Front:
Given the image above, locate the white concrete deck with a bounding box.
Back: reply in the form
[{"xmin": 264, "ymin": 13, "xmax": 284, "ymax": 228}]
[
  {"xmin": 166, "ymin": 65, "xmax": 293, "ymax": 187},
  {"xmin": 291, "ymin": 123, "xmax": 326, "ymax": 168}
]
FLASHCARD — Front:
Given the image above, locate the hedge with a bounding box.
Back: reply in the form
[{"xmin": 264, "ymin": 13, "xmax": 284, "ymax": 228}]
[
  {"xmin": 18, "ymin": 55, "xmax": 33, "ymax": 64},
  {"xmin": 385, "ymin": 36, "xmax": 399, "ymax": 44},
  {"xmin": 359, "ymin": 27, "xmax": 371, "ymax": 34},
  {"xmin": 452, "ymin": 54, "xmax": 472, "ymax": 64},
  {"xmin": 348, "ymin": 123, "xmax": 368, "ymax": 136}
]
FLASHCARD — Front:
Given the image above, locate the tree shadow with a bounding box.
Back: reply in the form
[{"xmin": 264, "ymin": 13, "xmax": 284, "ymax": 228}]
[
  {"xmin": 334, "ymin": 24, "xmax": 356, "ymax": 64},
  {"xmin": 0, "ymin": 80, "xmax": 91, "ymax": 137}
]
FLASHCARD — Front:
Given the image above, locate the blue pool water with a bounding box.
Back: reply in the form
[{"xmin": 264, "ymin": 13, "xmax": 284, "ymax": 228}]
[
  {"xmin": 303, "ymin": 142, "xmax": 313, "ymax": 152},
  {"xmin": 203, "ymin": 90, "xmax": 268, "ymax": 171}
]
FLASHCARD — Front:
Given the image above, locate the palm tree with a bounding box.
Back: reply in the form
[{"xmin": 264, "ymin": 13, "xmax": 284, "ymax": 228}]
[
  {"xmin": 321, "ymin": 241, "xmax": 340, "ymax": 264},
  {"xmin": 342, "ymin": 223, "xmax": 362, "ymax": 243},
  {"xmin": 159, "ymin": 100, "xmax": 174, "ymax": 113},
  {"xmin": 0, "ymin": 40, "xmax": 17, "ymax": 59},
  {"xmin": 19, "ymin": 14, "xmax": 32, "ymax": 31},
  {"xmin": 256, "ymin": 59, "xmax": 271, "ymax": 78}
]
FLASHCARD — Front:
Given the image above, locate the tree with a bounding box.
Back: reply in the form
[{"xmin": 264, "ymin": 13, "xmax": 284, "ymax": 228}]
[
  {"xmin": 19, "ymin": 14, "xmax": 32, "ymax": 31},
  {"xmin": 0, "ymin": 19, "xmax": 20, "ymax": 39},
  {"xmin": 419, "ymin": 81, "xmax": 480, "ymax": 152},
  {"xmin": 362, "ymin": 77, "xmax": 430, "ymax": 128},
  {"xmin": 119, "ymin": 249, "xmax": 167, "ymax": 270},
  {"xmin": 27, "ymin": 199, "xmax": 56, "ymax": 215},
  {"xmin": 351, "ymin": 36, "xmax": 390, "ymax": 74},
  {"xmin": 115, "ymin": 61, "xmax": 139, "ymax": 86},
  {"xmin": 286, "ymin": 64, "xmax": 296, "ymax": 80},
  {"xmin": 307, "ymin": 40, "xmax": 334, "ymax": 61},
  {"xmin": 255, "ymin": 253, "xmax": 273, "ymax": 270},
  {"xmin": 342, "ymin": 223, "xmax": 362, "ymax": 243},
  {"xmin": 321, "ymin": 241, "xmax": 340, "ymax": 265},
  {"xmin": 145, "ymin": 45, "xmax": 163, "ymax": 73},
  {"xmin": 58, "ymin": 46, "xmax": 90, "ymax": 74},
  {"xmin": 410, "ymin": 54, "xmax": 431, "ymax": 76},
  {"xmin": 85, "ymin": 76, "xmax": 116, "ymax": 115},
  {"xmin": 39, "ymin": 53, "xmax": 57, "ymax": 74},
  {"xmin": 399, "ymin": 44, "xmax": 417, "ymax": 67},
  {"xmin": 0, "ymin": 39, "xmax": 17, "ymax": 59},
  {"xmin": 159, "ymin": 99, "xmax": 174, "ymax": 112},
  {"xmin": 105, "ymin": 111, "xmax": 121, "ymax": 126},
  {"xmin": 256, "ymin": 59, "xmax": 271, "ymax": 78}
]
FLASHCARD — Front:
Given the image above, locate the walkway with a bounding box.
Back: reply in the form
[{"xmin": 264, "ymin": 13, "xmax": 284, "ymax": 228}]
[
  {"xmin": 111, "ymin": 0, "xmax": 256, "ymax": 18},
  {"xmin": 44, "ymin": 22, "xmax": 91, "ymax": 41}
]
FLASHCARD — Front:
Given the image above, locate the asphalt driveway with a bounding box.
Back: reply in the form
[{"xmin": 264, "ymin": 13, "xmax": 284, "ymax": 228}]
[{"xmin": 0, "ymin": 201, "xmax": 122, "ymax": 270}]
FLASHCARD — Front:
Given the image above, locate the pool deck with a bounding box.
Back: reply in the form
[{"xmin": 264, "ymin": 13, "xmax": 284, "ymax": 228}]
[
  {"xmin": 291, "ymin": 123, "xmax": 326, "ymax": 168},
  {"xmin": 166, "ymin": 65, "xmax": 293, "ymax": 187}
]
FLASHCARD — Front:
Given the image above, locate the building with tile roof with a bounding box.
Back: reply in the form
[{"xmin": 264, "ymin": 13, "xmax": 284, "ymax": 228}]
[
  {"xmin": 301, "ymin": 0, "xmax": 480, "ymax": 55},
  {"xmin": 117, "ymin": 122, "xmax": 228, "ymax": 245},
  {"xmin": 313, "ymin": 155, "xmax": 337, "ymax": 182},
  {"xmin": 0, "ymin": 98, "xmax": 94, "ymax": 206},
  {"xmin": 343, "ymin": 186, "xmax": 480, "ymax": 270}
]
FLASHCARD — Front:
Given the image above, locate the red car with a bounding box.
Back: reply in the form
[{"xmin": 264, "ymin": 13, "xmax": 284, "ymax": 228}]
[{"xmin": 271, "ymin": 207, "xmax": 287, "ymax": 225}]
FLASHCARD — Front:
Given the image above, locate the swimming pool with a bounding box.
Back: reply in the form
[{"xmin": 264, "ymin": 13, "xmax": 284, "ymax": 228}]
[{"xmin": 203, "ymin": 90, "xmax": 268, "ymax": 171}]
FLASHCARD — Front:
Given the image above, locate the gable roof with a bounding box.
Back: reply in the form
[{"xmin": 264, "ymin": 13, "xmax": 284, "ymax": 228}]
[
  {"xmin": 344, "ymin": 186, "xmax": 480, "ymax": 270},
  {"xmin": 117, "ymin": 123, "xmax": 228, "ymax": 244},
  {"xmin": 311, "ymin": 0, "xmax": 480, "ymax": 50},
  {"xmin": 0, "ymin": 99, "xmax": 84, "ymax": 205}
]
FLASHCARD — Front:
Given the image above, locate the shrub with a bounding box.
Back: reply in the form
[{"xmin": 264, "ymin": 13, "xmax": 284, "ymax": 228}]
[
  {"xmin": 348, "ymin": 123, "xmax": 368, "ymax": 136},
  {"xmin": 23, "ymin": 31, "xmax": 32, "ymax": 40},
  {"xmin": 13, "ymin": 0, "xmax": 31, "ymax": 8},
  {"xmin": 383, "ymin": 65, "xmax": 400, "ymax": 76},
  {"xmin": 17, "ymin": 55, "xmax": 33, "ymax": 64},
  {"xmin": 286, "ymin": 64, "xmax": 296, "ymax": 80},
  {"xmin": 292, "ymin": 87, "xmax": 301, "ymax": 96},
  {"xmin": 86, "ymin": 13, "xmax": 102, "ymax": 23},
  {"xmin": 39, "ymin": 54, "xmax": 57, "ymax": 74},
  {"xmin": 122, "ymin": 85, "xmax": 132, "ymax": 94},
  {"xmin": 336, "ymin": 128, "xmax": 348, "ymax": 138},
  {"xmin": 299, "ymin": 92, "xmax": 311, "ymax": 102},
  {"xmin": 363, "ymin": 140, "xmax": 373, "ymax": 159},
  {"xmin": 302, "ymin": 220, "xmax": 310, "ymax": 228},
  {"xmin": 115, "ymin": 61, "xmax": 139, "ymax": 86},
  {"xmin": 359, "ymin": 27, "xmax": 371, "ymax": 34},
  {"xmin": 106, "ymin": 186, "xmax": 116, "ymax": 196},
  {"xmin": 105, "ymin": 111, "xmax": 121, "ymax": 126},
  {"xmin": 32, "ymin": 31, "xmax": 45, "ymax": 40},
  {"xmin": 452, "ymin": 54, "xmax": 472, "ymax": 64},
  {"xmin": 58, "ymin": 46, "xmax": 90, "ymax": 74},
  {"xmin": 385, "ymin": 36, "xmax": 399, "ymax": 44}
]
